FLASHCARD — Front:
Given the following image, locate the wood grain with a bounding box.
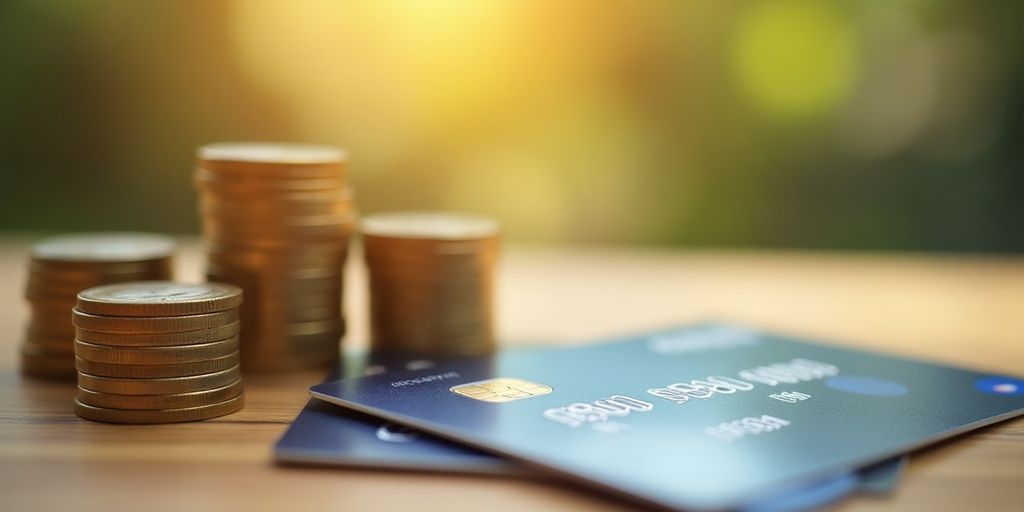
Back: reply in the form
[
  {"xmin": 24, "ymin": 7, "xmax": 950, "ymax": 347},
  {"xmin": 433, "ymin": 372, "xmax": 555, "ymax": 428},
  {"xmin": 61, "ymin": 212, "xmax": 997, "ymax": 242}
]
[{"xmin": 1, "ymin": 238, "xmax": 1023, "ymax": 511}]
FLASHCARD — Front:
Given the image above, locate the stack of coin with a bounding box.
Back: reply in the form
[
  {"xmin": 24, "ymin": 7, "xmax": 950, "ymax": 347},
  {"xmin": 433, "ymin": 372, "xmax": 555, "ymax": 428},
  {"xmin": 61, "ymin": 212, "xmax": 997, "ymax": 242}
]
[
  {"xmin": 22, "ymin": 233, "xmax": 175, "ymax": 379},
  {"xmin": 194, "ymin": 142, "xmax": 355, "ymax": 373},
  {"xmin": 72, "ymin": 282, "xmax": 245, "ymax": 424},
  {"xmin": 361, "ymin": 212, "xmax": 500, "ymax": 356}
]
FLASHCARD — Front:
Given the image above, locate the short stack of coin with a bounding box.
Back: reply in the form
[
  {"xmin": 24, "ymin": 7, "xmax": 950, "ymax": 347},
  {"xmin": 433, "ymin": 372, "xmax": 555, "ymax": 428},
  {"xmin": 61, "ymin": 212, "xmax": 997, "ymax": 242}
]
[
  {"xmin": 194, "ymin": 143, "xmax": 355, "ymax": 373},
  {"xmin": 72, "ymin": 282, "xmax": 245, "ymax": 424},
  {"xmin": 361, "ymin": 212, "xmax": 500, "ymax": 356},
  {"xmin": 22, "ymin": 233, "xmax": 175, "ymax": 379}
]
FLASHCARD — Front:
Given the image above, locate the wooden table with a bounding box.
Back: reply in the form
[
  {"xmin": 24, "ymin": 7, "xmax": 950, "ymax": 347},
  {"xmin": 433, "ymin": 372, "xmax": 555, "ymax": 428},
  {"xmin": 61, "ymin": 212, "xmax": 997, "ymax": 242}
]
[{"xmin": 2, "ymin": 239, "xmax": 1023, "ymax": 511}]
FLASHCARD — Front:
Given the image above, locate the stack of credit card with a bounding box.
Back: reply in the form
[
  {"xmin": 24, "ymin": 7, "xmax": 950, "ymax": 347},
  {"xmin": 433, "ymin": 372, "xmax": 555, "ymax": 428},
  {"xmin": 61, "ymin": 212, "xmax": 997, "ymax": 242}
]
[{"xmin": 278, "ymin": 323, "xmax": 1024, "ymax": 511}]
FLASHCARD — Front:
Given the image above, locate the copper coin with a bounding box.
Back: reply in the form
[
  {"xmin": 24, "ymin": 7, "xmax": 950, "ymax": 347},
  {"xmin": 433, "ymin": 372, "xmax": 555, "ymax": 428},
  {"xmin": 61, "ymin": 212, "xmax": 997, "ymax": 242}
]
[
  {"xmin": 20, "ymin": 344, "xmax": 76, "ymax": 380},
  {"xmin": 240, "ymin": 348, "xmax": 339, "ymax": 373},
  {"xmin": 360, "ymin": 212, "xmax": 499, "ymax": 241},
  {"xmin": 75, "ymin": 352, "xmax": 240, "ymax": 378},
  {"xmin": 74, "ymin": 336, "xmax": 239, "ymax": 365},
  {"xmin": 77, "ymin": 365, "xmax": 241, "ymax": 395},
  {"xmin": 74, "ymin": 392, "xmax": 244, "ymax": 424},
  {"xmin": 76, "ymin": 281, "xmax": 243, "ymax": 317},
  {"xmin": 75, "ymin": 321, "xmax": 240, "ymax": 347},
  {"xmin": 71, "ymin": 308, "xmax": 238, "ymax": 333},
  {"xmin": 23, "ymin": 333, "xmax": 75, "ymax": 354},
  {"xmin": 195, "ymin": 169, "xmax": 346, "ymax": 190},
  {"xmin": 31, "ymin": 233, "xmax": 175, "ymax": 263},
  {"xmin": 197, "ymin": 142, "xmax": 345, "ymax": 172},
  {"xmin": 76, "ymin": 380, "xmax": 243, "ymax": 410}
]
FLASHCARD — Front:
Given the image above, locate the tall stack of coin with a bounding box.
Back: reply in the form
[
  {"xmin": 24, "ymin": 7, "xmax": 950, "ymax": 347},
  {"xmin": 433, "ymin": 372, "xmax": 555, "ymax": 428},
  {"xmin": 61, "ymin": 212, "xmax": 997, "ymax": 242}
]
[
  {"xmin": 361, "ymin": 212, "xmax": 500, "ymax": 356},
  {"xmin": 22, "ymin": 233, "xmax": 175, "ymax": 379},
  {"xmin": 72, "ymin": 282, "xmax": 244, "ymax": 424},
  {"xmin": 194, "ymin": 142, "xmax": 355, "ymax": 373}
]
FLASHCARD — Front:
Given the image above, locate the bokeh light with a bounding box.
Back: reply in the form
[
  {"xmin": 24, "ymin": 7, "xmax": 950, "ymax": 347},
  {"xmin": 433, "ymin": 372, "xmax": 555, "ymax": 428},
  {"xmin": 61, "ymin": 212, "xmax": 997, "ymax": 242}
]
[
  {"xmin": 0, "ymin": 0, "xmax": 1021, "ymax": 252},
  {"xmin": 731, "ymin": 0, "xmax": 857, "ymax": 121}
]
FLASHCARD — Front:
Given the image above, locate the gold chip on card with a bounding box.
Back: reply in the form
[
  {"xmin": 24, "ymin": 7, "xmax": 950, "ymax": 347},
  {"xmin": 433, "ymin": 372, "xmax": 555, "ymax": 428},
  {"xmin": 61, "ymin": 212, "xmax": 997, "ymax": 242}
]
[{"xmin": 450, "ymin": 378, "xmax": 553, "ymax": 403}]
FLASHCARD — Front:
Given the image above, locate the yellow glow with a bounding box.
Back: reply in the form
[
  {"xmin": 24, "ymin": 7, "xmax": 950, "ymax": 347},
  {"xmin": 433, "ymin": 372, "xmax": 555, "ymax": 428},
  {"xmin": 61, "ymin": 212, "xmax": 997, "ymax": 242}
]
[{"xmin": 732, "ymin": 0, "xmax": 857, "ymax": 120}]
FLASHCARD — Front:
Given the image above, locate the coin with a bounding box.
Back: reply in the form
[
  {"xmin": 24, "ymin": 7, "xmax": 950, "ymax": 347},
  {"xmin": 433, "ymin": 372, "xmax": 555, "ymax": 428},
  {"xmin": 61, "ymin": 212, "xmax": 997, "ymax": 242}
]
[
  {"xmin": 76, "ymin": 380, "xmax": 243, "ymax": 410},
  {"xmin": 201, "ymin": 219, "xmax": 353, "ymax": 241},
  {"xmin": 205, "ymin": 243, "xmax": 347, "ymax": 266},
  {"xmin": 75, "ymin": 281, "xmax": 243, "ymax": 317},
  {"xmin": 195, "ymin": 169, "xmax": 348, "ymax": 191},
  {"xmin": 197, "ymin": 142, "xmax": 346, "ymax": 171},
  {"xmin": 361, "ymin": 212, "xmax": 499, "ymax": 240},
  {"xmin": 361, "ymin": 212, "xmax": 499, "ymax": 357},
  {"xmin": 196, "ymin": 141, "xmax": 352, "ymax": 373},
  {"xmin": 26, "ymin": 320, "xmax": 76, "ymax": 339},
  {"xmin": 75, "ymin": 321, "xmax": 240, "ymax": 347},
  {"xmin": 23, "ymin": 334, "xmax": 75, "ymax": 354},
  {"xmin": 26, "ymin": 271, "xmax": 154, "ymax": 291},
  {"xmin": 28, "ymin": 258, "xmax": 172, "ymax": 276},
  {"xmin": 23, "ymin": 234, "xmax": 177, "ymax": 381},
  {"xmin": 74, "ymin": 392, "xmax": 244, "ymax": 424},
  {"xmin": 197, "ymin": 188, "xmax": 348, "ymax": 206},
  {"xmin": 71, "ymin": 308, "xmax": 238, "ymax": 333},
  {"xmin": 20, "ymin": 344, "xmax": 76, "ymax": 379},
  {"xmin": 76, "ymin": 352, "xmax": 240, "ymax": 378},
  {"xmin": 77, "ymin": 365, "xmax": 240, "ymax": 395},
  {"xmin": 74, "ymin": 336, "xmax": 239, "ymax": 365},
  {"xmin": 32, "ymin": 233, "xmax": 176, "ymax": 263},
  {"xmin": 26, "ymin": 279, "xmax": 158, "ymax": 302},
  {"xmin": 241, "ymin": 346, "xmax": 339, "ymax": 373}
]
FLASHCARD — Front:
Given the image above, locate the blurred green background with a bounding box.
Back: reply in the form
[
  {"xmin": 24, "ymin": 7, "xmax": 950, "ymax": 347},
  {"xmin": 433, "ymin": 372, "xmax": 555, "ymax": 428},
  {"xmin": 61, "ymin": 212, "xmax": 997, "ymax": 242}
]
[{"xmin": 1, "ymin": 0, "xmax": 1021, "ymax": 251}]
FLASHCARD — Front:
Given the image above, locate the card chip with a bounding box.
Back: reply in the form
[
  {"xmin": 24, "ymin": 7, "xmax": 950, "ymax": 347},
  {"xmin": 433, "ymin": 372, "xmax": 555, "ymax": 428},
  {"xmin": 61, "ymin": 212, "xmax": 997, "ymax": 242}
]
[{"xmin": 450, "ymin": 378, "xmax": 553, "ymax": 403}]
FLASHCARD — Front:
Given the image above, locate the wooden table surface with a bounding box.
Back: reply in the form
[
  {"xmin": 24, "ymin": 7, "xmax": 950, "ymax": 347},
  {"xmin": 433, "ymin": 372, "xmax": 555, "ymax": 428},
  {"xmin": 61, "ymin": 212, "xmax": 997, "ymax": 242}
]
[{"xmin": 2, "ymin": 239, "xmax": 1023, "ymax": 511}]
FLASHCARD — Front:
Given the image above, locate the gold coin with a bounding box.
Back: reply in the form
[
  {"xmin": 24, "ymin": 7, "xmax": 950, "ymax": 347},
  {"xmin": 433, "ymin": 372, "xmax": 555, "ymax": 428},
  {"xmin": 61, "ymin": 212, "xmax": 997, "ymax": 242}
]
[
  {"xmin": 74, "ymin": 392, "xmax": 244, "ymax": 424},
  {"xmin": 77, "ymin": 365, "xmax": 240, "ymax": 395},
  {"xmin": 71, "ymin": 308, "xmax": 239, "ymax": 334},
  {"xmin": 75, "ymin": 321, "xmax": 240, "ymax": 347},
  {"xmin": 74, "ymin": 336, "xmax": 239, "ymax": 365},
  {"xmin": 20, "ymin": 344, "xmax": 76, "ymax": 380},
  {"xmin": 75, "ymin": 281, "xmax": 243, "ymax": 317},
  {"xmin": 75, "ymin": 352, "xmax": 239, "ymax": 378}
]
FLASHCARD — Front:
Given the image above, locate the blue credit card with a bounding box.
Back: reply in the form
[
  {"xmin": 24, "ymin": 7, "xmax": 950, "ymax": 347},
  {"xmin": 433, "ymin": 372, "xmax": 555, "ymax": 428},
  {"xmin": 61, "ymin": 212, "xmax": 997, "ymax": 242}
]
[
  {"xmin": 279, "ymin": 348, "xmax": 908, "ymax": 511},
  {"xmin": 310, "ymin": 323, "xmax": 1024, "ymax": 511},
  {"xmin": 276, "ymin": 348, "xmax": 905, "ymax": 481},
  {"xmin": 275, "ymin": 352, "xmax": 526, "ymax": 475}
]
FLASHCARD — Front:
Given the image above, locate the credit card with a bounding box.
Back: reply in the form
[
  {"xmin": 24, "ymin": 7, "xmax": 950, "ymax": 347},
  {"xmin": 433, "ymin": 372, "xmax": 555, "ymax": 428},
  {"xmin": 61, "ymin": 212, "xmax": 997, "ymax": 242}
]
[
  {"xmin": 275, "ymin": 352, "xmax": 525, "ymax": 474},
  {"xmin": 310, "ymin": 323, "xmax": 1024, "ymax": 511},
  {"xmin": 280, "ymin": 348, "xmax": 908, "ymax": 511}
]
